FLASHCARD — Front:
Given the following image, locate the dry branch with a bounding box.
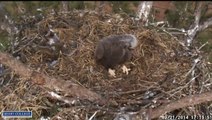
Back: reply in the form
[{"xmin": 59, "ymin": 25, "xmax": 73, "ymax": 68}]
[
  {"xmin": 137, "ymin": 1, "xmax": 153, "ymax": 25},
  {"xmin": 132, "ymin": 91, "xmax": 212, "ymax": 119},
  {"xmin": 0, "ymin": 51, "xmax": 104, "ymax": 104},
  {"xmin": 199, "ymin": 17, "xmax": 212, "ymax": 31}
]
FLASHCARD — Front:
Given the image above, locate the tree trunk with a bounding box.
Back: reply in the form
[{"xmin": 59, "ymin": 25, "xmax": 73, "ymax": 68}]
[{"xmin": 137, "ymin": 1, "xmax": 153, "ymax": 26}]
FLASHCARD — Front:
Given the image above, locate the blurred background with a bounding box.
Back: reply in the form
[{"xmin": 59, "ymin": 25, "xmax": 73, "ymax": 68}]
[{"xmin": 0, "ymin": 1, "xmax": 211, "ymax": 61}]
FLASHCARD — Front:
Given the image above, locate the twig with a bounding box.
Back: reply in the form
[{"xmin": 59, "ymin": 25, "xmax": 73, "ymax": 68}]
[
  {"xmin": 88, "ymin": 110, "xmax": 99, "ymax": 120},
  {"xmin": 12, "ymin": 35, "xmax": 38, "ymax": 54},
  {"xmin": 184, "ymin": 57, "xmax": 201, "ymax": 78},
  {"xmin": 199, "ymin": 17, "xmax": 212, "ymax": 31},
  {"xmin": 198, "ymin": 41, "xmax": 208, "ymax": 51},
  {"xmin": 48, "ymin": 91, "xmax": 78, "ymax": 104}
]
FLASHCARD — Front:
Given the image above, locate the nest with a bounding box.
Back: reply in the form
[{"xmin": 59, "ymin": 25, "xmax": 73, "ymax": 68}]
[{"xmin": 0, "ymin": 10, "xmax": 211, "ymax": 119}]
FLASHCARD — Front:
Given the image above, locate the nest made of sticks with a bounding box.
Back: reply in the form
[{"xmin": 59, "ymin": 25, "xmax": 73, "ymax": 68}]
[{"xmin": 0, "ymin": 10, "xmax": 211, "ymax": 119}]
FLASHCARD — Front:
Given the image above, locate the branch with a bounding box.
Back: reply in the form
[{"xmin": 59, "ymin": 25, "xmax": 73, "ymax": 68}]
[
  {"xmin": 137, "ymin": 1, "xmax": 153, "ymax": 25},
  {"xmin": 186, "ymin": 2, "xmax": 203, "ymax": 46},
  {"xmin": 130, "ymin": 91, "xmax": 212, "ymax": 119},
  {"xmin": 199, "ymin": 17, "xmax": 212, "ymax": 31},
  {"xmin": 0, "ymin": 52, "xmax": 104, "ymax": 104},
  {"xmin": 61, "ymin": 1, "xmax": 69, "ymax": 14},
  {"xmin": 194, "ymin": 2, "xmax": 202, "ymax": 27}
]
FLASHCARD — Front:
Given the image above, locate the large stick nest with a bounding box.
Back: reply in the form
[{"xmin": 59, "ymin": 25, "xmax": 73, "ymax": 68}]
[{"xmin": 0, "ymin": 10, "xmax": 211, "ymax": 119}]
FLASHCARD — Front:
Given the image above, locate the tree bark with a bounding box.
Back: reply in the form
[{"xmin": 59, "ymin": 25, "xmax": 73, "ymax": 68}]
[{"xmin": 137, "ymin": 1, "xmax": 153, "ymax": 25}]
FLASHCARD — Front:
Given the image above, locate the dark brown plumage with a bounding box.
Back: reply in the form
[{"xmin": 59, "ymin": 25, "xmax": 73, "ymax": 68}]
[{"xmin": 95, "ymin": 34, "xmax": 138, "ymax": 70}]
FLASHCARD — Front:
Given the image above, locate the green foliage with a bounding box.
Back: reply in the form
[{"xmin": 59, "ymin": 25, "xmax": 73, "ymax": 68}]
[
  {"xmin": 149, "ymin": 8, "xmax": 159, "ymax": 23},
  {"xmin": 173, "ymin": 1, "xmax": 187, "ymax": 10},
  {"xmin": 0, "ymin": 32, "xmax": 10, "ymax": 51},
  {"xmin": 23, "ymin": 1, "xmax": 61, "ymax": 14},
  {"xmin": 196, "ymin": 28, "xmax": 212, "ymax": 52},
  {"xmin": 83, "ymin": 1, "xmax": 96, "ymax": 9},
  {"xmin": 69, "ymin": 1, "xmax": 85, "ymax": 10},
  {"xmin": 196, "ymin": 28, "xmax": 212, "ymax": 62},
  {"xmin": 199, "ymin": 3, "xmax": 212, "ymax": 23},
  {"xmin": 110, "ymin": 1, "xmax": 139, "ymax": 15},
  {"xmin": 2, "ymin": 1, "xmax": 61, "ymax": 20},
  {"xmin": 165, "ymin": 9, "xmax": 180, "ymax": 27},
  {"xmin": 2, "ymin": 2, "xmax": 19, "ymax": 20},
  {"xmin": 165, "ymin": 2, "xmax": 196, "ymax": 29}
]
